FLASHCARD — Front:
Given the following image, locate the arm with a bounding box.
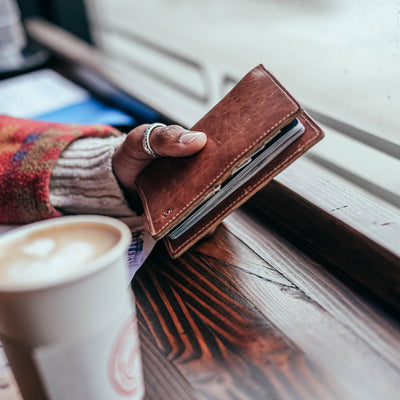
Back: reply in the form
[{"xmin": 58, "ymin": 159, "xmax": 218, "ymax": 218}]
[
  {"xmin": 51, "ymin": 124, "xmax": 207, "ymax": 230},
  {"xmin": 0, "ymin": 115, "xmax": 119, "ymax": 224},
  {"xmin": 0, "ymin": 116, "xmax": 206, "ymax": 226}
]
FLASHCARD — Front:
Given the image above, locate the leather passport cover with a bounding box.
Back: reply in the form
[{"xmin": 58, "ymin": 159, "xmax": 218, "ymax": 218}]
[{"xmin": 136, "ymin": 64, "xmax": 324, "ymax": 258}]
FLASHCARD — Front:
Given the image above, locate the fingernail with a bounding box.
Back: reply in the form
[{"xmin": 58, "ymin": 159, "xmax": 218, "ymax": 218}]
[{"xmin": 179, "ymin": 131, "xmax": 206, "ymax": 144}]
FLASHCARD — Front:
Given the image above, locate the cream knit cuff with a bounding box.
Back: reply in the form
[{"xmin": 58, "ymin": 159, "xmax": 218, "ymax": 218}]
[{"xmin": 49, "ymin": 135, "xmax": 137, "ymax": 219}]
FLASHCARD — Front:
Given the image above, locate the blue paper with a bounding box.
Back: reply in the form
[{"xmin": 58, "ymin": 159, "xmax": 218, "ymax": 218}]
[{"xmin": 35, "ymin": 98, "xmax": 135, "ymax": 126}]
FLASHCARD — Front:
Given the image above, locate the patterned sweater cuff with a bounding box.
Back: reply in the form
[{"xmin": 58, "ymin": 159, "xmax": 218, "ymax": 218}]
[{"xmin": 50, "ymin": 136, "xmax": 137, "ymax": 218}]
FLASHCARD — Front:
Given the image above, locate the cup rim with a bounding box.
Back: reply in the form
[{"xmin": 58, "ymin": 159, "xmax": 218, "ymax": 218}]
[{"xmin": 0, "ymin": 215, "xmax": 132, "ymax": 293}]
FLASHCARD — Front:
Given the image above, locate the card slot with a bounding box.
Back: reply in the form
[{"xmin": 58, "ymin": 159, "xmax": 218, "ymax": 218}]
[
  {"xmin": 165, "ymin": 112, "xmax": 324, "ymax": 258},
  {"xmin": 168, "ymin": 119, "xmax": 304, "ymax": 240}
]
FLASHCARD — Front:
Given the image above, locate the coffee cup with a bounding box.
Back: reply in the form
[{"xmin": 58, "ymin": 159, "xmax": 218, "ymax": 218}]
[{"xmin": 0, "ymin": 215, "xmax": 144, "ymax": 400}]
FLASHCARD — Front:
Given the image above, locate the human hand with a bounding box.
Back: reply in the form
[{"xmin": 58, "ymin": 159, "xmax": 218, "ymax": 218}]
[{"xmin": 112, "ymin": 123, "xmax": 207, "ymax": 205}]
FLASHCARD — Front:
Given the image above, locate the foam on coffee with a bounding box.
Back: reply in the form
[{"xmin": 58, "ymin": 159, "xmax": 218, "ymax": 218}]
[{"xmin": 0, "ymin": 221, "xmax": 121, "ymax": 286}]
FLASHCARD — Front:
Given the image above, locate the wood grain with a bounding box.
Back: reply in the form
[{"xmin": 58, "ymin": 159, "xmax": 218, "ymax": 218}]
[
  {"xmin": 133, "ymin": 244, "xmax": 336, "ymax": 400},
  {"xmin": 247, "ymin": 167, "xmax": 400, "ymax": 310},
  {"xmin": 208, "ymin": 219, "xmax": 400, "ymax": 399},
  {"xmin": 224, "ymin": 210, "xmax": 400, "ymax": 372},
  {"xmin": 138, "ymin": 319, "xmax": 197, "ymax": 400},
  {"xmin": 132, "ymin": 209, "xmax": 400, "ymax": 400}
]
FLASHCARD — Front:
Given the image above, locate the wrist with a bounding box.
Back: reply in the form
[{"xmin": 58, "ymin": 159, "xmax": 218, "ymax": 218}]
[{"xmin": 50, "ymin": 136, "xmax": 136, "ymax": 217}]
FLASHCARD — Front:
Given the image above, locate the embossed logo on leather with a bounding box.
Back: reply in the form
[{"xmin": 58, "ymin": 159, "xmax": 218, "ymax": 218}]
[{"xmin": 162, "ymin": 208, "xmax": 173, "ymax": 217}]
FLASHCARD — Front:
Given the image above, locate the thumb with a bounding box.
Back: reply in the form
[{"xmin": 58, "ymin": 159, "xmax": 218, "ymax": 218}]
[
  {"xmin": 113, "ymin": 124, "xmax": 207, "ymax": 191},
  {"xmin": 144, "ymin": 124, "xmax": 207, "ymax": 158}
]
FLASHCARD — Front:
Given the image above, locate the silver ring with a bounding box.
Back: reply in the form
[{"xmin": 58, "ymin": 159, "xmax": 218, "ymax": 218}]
[{"xmin": 142, "ymin": 123, "xmax": 165, "ymax": 158}]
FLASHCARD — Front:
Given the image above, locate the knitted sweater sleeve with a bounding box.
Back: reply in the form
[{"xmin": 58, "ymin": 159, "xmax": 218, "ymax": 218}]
[
  {"xmin": 0, "ymin": 115, "xmax": 122, "ymax": 224},
  {"xmin": 49, "ymin": 136, "xmax": 141, "ymax": 227}
]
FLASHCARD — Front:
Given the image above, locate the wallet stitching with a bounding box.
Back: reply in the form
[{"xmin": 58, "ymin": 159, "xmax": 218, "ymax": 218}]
[
  {"xmin": 138, "ymin": 184, "xmax": 156, "ymax": 234},
  {"xmin": 167, "ymin": 114, "xmax": 321, "ymax": 255},
  {"xmin": 144, "ymin": 67, "xmax": 300, "ymax": 236}
]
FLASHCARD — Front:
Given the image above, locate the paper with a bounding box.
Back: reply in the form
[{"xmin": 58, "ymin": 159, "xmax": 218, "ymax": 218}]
[
  {"xmin": 0, "ymin": 69, "xmax": 134, "ymax": 126},
  {"xmin": 127, "ymin": 231, "xmax": 156, "ymax": 277}
]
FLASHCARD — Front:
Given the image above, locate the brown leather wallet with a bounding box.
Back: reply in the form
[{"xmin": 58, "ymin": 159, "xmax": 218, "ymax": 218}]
[{"xmin": 136, "ymin": 64, "xmax": 324, "ymax": 258}]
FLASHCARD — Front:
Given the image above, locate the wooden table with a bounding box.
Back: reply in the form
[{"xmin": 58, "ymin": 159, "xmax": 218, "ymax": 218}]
[
  {"xmin": 133, "ymin": 199, "xmax": 400, "ymax": 400},
  {"xmin": 1, "ymin": 198, "xmax": 399, "ymax": 400}
]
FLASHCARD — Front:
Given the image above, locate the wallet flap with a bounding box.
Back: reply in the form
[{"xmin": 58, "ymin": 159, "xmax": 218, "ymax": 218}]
[
  {"xmin": 164, "ymin": 111, "xmax": 324, "ymax": 258},
  {"xmin": 136, "ymin": 65, "xmax": 302, "ymax": 239}
]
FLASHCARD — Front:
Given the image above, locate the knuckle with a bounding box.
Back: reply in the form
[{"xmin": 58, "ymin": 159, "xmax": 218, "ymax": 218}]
[
  {"xmin": 166, "ymin": 125, "xmax": 185, "ymax": 138},
  {"xmin": 154, "ymin": 125, "xmax": 183, "ymax": 145},
  {"xmin": 152, "ymin": 126, "xmax": 169, "ymax": 144}
]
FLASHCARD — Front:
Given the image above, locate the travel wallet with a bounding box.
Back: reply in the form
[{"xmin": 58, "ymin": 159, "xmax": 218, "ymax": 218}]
[{"xmin": 136, "ymin": 64, "xmax": 324, "ymax": 258}]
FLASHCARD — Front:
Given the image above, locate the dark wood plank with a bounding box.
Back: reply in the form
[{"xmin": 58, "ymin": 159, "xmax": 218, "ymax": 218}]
[
  {"xmin": 193, "ymin": 216, "xmax": 400, "ymax": 399},
  {"xmin": 133, "ymin": 242, "xmax": 341, "ymax": 400},
  {"xmin": 246, "ymin": 165, "xmax": 400, "ymax": 310},
  {"xmin": 223, "ymin": 210, "xmax": 400, "ymax": 372},
  {"xmin": 138, "ymin": 319, "xmax": 197, "ymax": 400}
]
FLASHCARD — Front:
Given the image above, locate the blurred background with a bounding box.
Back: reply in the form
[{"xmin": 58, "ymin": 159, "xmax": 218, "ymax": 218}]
[{"xmin": 5, "ymin": 0, "xmax": 400, "ymax": 212}]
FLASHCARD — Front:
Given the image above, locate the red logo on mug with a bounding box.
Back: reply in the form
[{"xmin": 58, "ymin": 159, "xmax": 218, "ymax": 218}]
[{"xmin": 108, "ymin": 315, "xmax": 142, "ymax": 396}]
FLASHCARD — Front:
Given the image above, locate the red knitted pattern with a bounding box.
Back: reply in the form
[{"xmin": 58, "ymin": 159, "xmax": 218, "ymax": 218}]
[{"xmin": 0, "ymin": 115, "xmax": 121, "ymax": 224}]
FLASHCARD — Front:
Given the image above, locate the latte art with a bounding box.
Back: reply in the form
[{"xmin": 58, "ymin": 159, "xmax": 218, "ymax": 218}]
[{"xmin": 0, "ymin": 222, "xmax": 120, "ymax": 286}]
